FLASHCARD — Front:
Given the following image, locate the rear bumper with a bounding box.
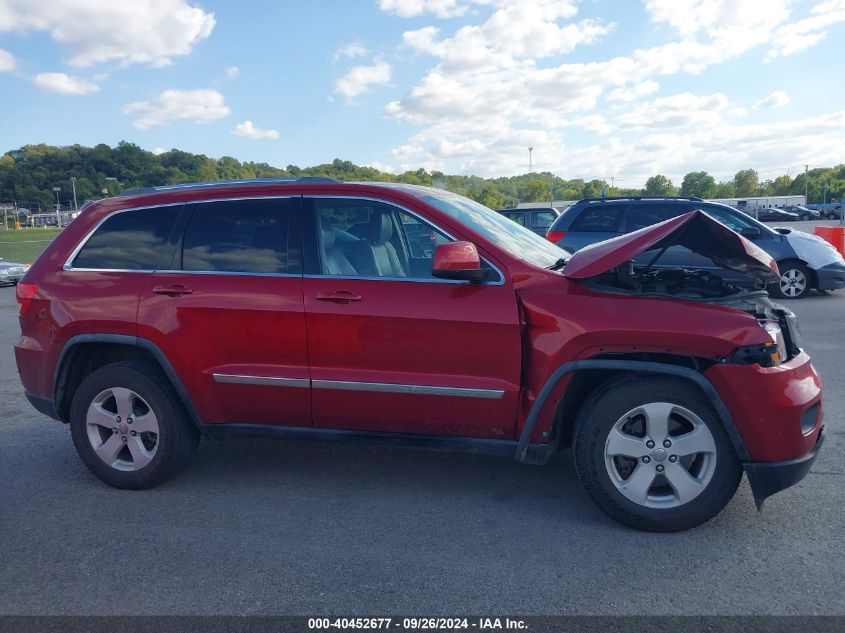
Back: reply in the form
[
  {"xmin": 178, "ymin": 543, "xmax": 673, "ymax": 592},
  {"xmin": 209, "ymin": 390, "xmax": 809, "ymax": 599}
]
[
  {"xmin": 744, "ymin": 425, "xmax": 825, "ymax": 509},
  {"xmin": 815, "ymin": 261, "xmax": 845, "ymax": 290}
]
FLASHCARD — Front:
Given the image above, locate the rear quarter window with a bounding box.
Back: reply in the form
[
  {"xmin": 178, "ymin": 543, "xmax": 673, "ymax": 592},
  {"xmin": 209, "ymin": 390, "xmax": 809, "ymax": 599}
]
[
  {"xmin": 72, "ymin": 205, "xmax": 179, "ymax": 270},
  {"xmin": 568, "ymin": 205, "xmax": 624, "ymax": 232}
]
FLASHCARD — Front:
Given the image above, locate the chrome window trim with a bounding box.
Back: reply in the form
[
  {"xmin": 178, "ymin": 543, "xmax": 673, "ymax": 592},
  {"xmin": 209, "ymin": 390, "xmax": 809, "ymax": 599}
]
[
  {"xmin": 311, "ymin": 379, "xmax": 505, "ymax": 400},
  {"xmin": 63, "ymin": 195, "xmax": 299, "ymax": 273},
  {"xmin": 309, "ymin": 195, "xmax": 506, "ymax": 286},
  {"xmin": 213, "ymin": 373, "xmax": 309, "ymax": 388},
  {"xmin": 155, "ymin": 269, "xmax": 303, "ymax": 279}
]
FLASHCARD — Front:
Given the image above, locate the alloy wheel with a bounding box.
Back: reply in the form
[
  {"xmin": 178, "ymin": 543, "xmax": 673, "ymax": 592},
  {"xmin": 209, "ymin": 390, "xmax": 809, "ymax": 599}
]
[
  {"xmin": 85, "ymin": 387, "xmax": 159, "ymax": 471},
  {"xmin": 604, "ymin": 402, "xmax": 717, "ymax": 509},
  {"xmin": 779, "ymin": 268, "xmax": 807, "ymax": 298}
]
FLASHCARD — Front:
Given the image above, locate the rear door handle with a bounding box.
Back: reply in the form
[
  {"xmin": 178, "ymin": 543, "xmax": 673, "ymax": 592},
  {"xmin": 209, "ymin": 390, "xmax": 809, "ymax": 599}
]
[
  {"xmin": 153, "ymin": 285, "xmax": 193, "ymax": 297},
  {"xmin": 316, "ymin": 290, "xmax": 362, "ymax": 303}
]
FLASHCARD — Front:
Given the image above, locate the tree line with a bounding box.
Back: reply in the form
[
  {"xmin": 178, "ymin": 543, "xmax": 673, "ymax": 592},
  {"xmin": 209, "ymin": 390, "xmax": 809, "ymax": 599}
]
[{"xmin": 1, "ymin": 142, "xmax": 843, "ymax": 212}]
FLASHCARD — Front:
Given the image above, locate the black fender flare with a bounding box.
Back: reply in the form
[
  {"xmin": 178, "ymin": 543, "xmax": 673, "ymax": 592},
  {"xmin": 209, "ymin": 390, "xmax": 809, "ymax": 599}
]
[
  {"xmin": 515, "ymin": 359, "xmax": 751, "ymax": 463},
  {"xmin": 54, "ymin": 333, "xmax": 204, "ymax": 429}
]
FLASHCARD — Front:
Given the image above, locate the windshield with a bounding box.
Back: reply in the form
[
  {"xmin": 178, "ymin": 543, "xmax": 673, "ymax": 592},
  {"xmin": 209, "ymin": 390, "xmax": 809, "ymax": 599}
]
[{"xmin": 421, "ymin": 192, "xmax": 569, "ymax": 269}]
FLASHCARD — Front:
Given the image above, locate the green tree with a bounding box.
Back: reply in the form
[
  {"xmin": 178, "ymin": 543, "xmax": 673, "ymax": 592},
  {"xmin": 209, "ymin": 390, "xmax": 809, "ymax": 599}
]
[
  {"xmin": 523, "ymin": 179, "xmax": 550, "ymax": 202},
  {"xmin": 644, "ymin": 174, "xmax": 677, "ymax": 196},
  {"xmin": 733, "ymin": 169, "xmax": 758, "ymax": 197},
  {"xmin": 772, "ymin": 175, "xmax": 792, "ymax": 196},
  {"xmin": 680, "ymin": 171, "xmax": 716, "ymax": 198},
  {"xmin": 714, "ymin": 181, "xmax": 735, "ymax": 198}
]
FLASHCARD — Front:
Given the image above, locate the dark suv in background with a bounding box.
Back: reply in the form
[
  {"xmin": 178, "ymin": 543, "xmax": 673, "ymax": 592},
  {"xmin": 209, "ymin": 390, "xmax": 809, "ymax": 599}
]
[
  {"xmin": 546, "ymin": 197, "xmax": 845, "ymax": 299},
  {"xmin": 497, "ymin": 207, "xmax": 560, "ymax": 235}
]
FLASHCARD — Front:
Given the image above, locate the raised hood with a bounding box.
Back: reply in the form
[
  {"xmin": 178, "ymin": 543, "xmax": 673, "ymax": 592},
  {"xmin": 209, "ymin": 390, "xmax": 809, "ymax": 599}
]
[{"xmin": 563, "ymin": 210, "xmax": 780, "ymax": 283}]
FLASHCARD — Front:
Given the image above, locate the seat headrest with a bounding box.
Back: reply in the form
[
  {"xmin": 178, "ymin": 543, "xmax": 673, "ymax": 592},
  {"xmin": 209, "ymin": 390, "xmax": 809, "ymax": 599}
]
[{"xmin": 369, "ymin": 210, "xmax": 393, "ymax": 245}]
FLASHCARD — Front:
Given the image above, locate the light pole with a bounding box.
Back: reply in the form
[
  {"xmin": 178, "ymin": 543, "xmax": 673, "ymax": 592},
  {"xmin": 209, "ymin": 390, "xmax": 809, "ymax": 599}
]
[
  {"xmin": 804, "ymin": 164, "xmax": 808, "ymax": 204},
  {"xmin": 52, "ymin": 186, "xmax": 61, "ymax": 227},
  {"xmin": 528, "ymin": 147, "xmax": 533, "ymax": 175},
  {"xmin": 70, "ymin": 177, "xmax": 78, "ymax": 211}
]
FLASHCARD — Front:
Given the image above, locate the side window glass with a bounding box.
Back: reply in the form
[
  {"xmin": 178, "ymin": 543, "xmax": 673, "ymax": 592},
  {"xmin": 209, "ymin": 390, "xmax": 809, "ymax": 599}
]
[
  {"xmin": 700, "ymin": 205, "xmax": 754, "ymax": 232},
  {"xmin": 569, "ymin": 206, "xmax": 623, "ymax": 232},
  {"xmin": 316, "ymin": 199, "xmax": 454, "ymax": 279},
  {"xmin": 627, "ymin": 203, "xmax": 686, "ymax": 231},
  {"xmin": 531, "ymin": 211, "xmax": 556, "ymax": 229},
  {"xmin": 504, "ymin": 212, "xmax": 526, "ymax": 226},
  {"xmin": 73, "ymin": 206, "xmax": 178, "ymax": 270},
  {"xmin": 181, "ymin": 199, "xmax": 294, "ymax": 274}
]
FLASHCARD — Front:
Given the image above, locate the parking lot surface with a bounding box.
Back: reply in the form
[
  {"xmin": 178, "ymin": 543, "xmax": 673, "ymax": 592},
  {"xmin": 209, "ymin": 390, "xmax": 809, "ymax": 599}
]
[{"xmin": 1, "ymin": 237, "xmax": 844, "ymax": 615}]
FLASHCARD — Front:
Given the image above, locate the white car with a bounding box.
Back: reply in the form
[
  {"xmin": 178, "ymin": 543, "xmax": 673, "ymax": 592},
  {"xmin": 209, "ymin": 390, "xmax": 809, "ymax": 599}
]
[{"xmin": 0, "ymin": 259, "xmax": 30, "ymax": 285}]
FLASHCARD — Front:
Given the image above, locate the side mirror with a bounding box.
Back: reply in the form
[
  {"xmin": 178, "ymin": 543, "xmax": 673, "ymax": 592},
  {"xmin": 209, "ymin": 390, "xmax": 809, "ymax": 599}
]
[
  {"xmin": 740, "ymin": 227, "xmax": 761, "ymax": 239},
  {"xmin": 432, "ymin": 241, "xmax": 490, "ymax": 283}
]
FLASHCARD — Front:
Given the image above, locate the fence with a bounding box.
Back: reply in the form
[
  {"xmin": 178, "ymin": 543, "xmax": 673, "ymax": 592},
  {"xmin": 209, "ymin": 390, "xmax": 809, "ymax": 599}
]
[{"xmin": 0, "ymin": 239, "xmax": 55, "ymax": 264}]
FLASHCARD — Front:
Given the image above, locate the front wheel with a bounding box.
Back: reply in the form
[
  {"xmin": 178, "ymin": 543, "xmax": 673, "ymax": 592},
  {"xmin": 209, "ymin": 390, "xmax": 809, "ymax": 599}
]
[
  {"xmin": 70, "ymin": 360, "xmax": 199, "ymax": 489},
  {"xmin": 573, "ymin": 377, "xmax": 742, "ymax": 531},
  {"xmin": 828, "ymin": 213, "xmax": 838, "ymax": 220},
  {"xmin": 801, "ymin": 214, "xmax": 811, "ymax": 221},
  {"xmin": 769, "ymin": 262, "xmax": 812, "ymax": 299}
]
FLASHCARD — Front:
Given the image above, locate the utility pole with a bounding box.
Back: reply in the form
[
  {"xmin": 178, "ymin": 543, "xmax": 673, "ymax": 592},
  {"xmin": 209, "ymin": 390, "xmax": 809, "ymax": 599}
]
[
  {"xmin": 528, "ymin": 147, "xmax": 533, "ymax": 175},
  {"xmin": 70, "ymin": 176, "xmax": 78, "ymax": 211},
  {"xmin": 823, "ymin": 180, "xmax": 828, "ymax": 204},
  {"xmin": 804, "ymin": 164, "xmax": 809, "ymax": 204}
]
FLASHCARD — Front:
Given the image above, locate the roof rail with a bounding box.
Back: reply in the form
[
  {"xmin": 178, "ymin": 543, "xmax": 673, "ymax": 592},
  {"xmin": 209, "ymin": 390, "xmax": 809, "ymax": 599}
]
[
  {"xmin": 118, "ymin": 176, "xmax": 341, "ymax": 197},
  {"xmin": 579, "ymin": 196, "xmax": 703, "ymax": 203}
]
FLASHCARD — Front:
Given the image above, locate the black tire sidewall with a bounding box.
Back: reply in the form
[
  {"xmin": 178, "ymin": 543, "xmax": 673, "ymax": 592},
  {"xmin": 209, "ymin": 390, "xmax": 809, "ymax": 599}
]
[
  {"xmin": 573, "ymin": 377, "xmax": 742, "ymax": 532},
  {"xmin": 70, "ymin": 361, "xmax": 197, "ymax": 489}
]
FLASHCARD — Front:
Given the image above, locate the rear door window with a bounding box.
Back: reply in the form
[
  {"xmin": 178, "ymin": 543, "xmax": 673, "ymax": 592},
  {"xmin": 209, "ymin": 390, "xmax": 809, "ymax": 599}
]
[
  {"xmin": 72, "ymin": 205, "xmax": 180, "ymax": 270},
  {"xmin": 569, "ymin": 205, "xmax": 624, "ymax": 232},
  {"xmin": 503, "ymin": 212, "xmax": 526, "ymax": 226},
  {"xmin": 626, "ymin": 202, "xmax": 688, "ymax": 231},
  {"xmin": 181, "ymin": 199, "xmax": 299, "ymax": 274},
  {"xmin": 531, "ymin": 211, "xmax": 556, "ymax": 230}
]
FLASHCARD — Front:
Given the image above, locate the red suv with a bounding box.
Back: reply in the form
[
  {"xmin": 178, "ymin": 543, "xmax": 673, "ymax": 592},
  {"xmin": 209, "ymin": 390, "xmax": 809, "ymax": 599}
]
[{"xmin": 14, "ymin": 179, "xmax": 825, "ymax": 531}]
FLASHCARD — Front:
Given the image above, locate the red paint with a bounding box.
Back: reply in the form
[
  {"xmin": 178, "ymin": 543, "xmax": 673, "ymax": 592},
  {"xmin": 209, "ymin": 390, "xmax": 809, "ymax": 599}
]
[
  {"xmin": 432, "ymin": 241, "xmax": 481, "ymax": 271},
  {"xmin": 14, "ymin": 181, "xmax": 823, "ymax": 465}
]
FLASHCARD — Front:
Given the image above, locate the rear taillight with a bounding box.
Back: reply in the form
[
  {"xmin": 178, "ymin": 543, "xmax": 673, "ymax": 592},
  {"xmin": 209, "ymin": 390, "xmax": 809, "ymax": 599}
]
[
  {"xmin": 546, "ymin": 230, "xmax": 565, "ymax": 243},
  {"xmin": 16, "ymin": 282, "xmax": 38, "ymax": 316}
]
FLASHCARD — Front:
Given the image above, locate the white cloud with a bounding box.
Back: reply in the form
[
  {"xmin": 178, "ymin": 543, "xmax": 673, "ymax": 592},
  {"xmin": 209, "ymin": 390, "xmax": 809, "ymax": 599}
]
[
  {"xmin": 33, "ymin": 72, "xmax": 99, "ymax": 95},
  {"xmin": 754, "ymin": 90, "xmax": 791, "ymax": 109},
  {"xmin": 334, "ymin": 42, "xmax": 368, "ymax": 60},
  {"xmin": 151, "ymin": 147, "xmax": 167, "ymax": 155},
  {"xmin": 0, "ymin": 0, "xmax": 215, "ymax": 67},
  {"xmin": 335, "ymin": 60, "xmax": 392, "ymax": 100},
  {"xmin": 766, "ymin": 0, "xmax": 845, "ymax": 59},
  {"xmin": 224, "ymin": 66, "xmax": 239, "ymax": 79},
  {"xmin": 231, "ymin": 120, "xmax": 280, "ymax": 140},
  {"xmin": 124, "ymin": 89, "xmax": 230, "ymax": 129},
  {"xmin": 378, "ymin": 0, "xmax": 483, "ymax": 18},
  {"xmin": 366, "ymin": 160, "xmax": 398, "ymax": 173},
  {"xmin": 616, "ymin": 92, "xmax": 730, "ymax": 129},
  {"xmin": 606, "ymin": 80, "xmax": 660, "ymax": 103},
  {"xmin": 0, "ymin": 48, "xmax": 16, "ymax": 72}
]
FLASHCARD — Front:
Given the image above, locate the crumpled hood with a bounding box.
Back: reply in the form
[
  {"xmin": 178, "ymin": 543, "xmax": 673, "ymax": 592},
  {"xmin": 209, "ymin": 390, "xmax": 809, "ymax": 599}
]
[{"xmin": 563, "ymin": 210, "xmax": 780, "ymax": 283}]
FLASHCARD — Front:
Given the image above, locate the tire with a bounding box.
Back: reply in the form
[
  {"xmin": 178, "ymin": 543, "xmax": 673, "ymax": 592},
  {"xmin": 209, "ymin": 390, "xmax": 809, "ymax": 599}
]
[
  {"xmin": 828, "ymin": 213, "xmax": 838, "ymax": 220},
  {"xmin": 768, "ymin": 261, "xmax": 812, "ymax": 299},
  {"xmin": 70, "ymin": 359, "xmax": 199, "ymax": 489},
  {"xmin": 573, "ymin": 376, "xmax": 742, "ymax": 532},
  {"xmin": 801, "ymin": 214, "xmax": 811, "ymax": 221}
]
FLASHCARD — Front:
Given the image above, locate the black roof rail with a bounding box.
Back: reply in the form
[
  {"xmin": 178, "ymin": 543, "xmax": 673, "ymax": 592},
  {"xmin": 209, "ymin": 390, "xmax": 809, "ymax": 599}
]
[
  {"xmin": 578, "ymin": 196, "xmax": 703, "ymax": 203},
  {"xmin": 118, "ymin": 176, "xmax": 341, "ymax": 197}
]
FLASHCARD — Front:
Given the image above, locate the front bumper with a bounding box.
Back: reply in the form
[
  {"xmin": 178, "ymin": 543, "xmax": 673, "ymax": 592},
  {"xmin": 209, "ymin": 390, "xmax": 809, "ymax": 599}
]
[
  {"xmin": 815, "ymin": 261, "xmax": 845, "ymax": 291},
  {"xmin": 744, "ymin": 425, "xmax": 825, "ymax": 509}
]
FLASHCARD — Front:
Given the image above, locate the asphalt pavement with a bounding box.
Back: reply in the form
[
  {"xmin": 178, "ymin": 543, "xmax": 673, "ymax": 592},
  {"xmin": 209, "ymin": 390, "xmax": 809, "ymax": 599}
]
[{"xmin": 1, "ymin": 230, "xmax": 843, "ymax": 615}]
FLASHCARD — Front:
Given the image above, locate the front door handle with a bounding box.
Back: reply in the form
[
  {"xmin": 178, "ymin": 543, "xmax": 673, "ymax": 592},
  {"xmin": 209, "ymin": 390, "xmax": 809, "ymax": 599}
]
[
  {"xmin": 316, "ymin": 290, "xmax": 362, "ymax": 303},
  {"xmin": 153, "ymin": 285, "xmax": 193, "ymax": 297}
]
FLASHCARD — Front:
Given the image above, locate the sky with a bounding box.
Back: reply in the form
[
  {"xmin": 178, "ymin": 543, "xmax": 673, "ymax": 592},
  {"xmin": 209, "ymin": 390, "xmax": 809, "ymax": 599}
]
[{"xmin": 0, "ymin": 0, "xmax": 844, "ymax": 187}]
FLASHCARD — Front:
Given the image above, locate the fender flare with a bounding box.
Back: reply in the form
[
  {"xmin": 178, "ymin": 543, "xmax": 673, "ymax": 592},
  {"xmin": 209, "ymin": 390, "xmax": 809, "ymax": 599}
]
[
  {"xmin": 515, "ymin": 359, "xmax": 751, "ymax": 463},
  {"xmin": 54, "ymin": 333, "xmax": 204, "ymax": 429}
]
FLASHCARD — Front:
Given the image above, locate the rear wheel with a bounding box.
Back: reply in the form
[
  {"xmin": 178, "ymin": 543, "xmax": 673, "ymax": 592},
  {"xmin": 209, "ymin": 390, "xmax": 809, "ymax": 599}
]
[
  {"xmin": 801, "ymin": 213, "xmax": 811, "ymax": 221},
  {"xmin": 769, "ymin": 261, "xmax": 812, "ymax": 299},
  {"xmin": 573, "ymin": 377, "xmax": 742, "ymax": 531},
  {"xmin": 828, "ymin": 213, "xmax": 838, "ymax": 220},
  {"xmin": 70, "ymin": 360, "xmax": 199, "ymax": 489}
]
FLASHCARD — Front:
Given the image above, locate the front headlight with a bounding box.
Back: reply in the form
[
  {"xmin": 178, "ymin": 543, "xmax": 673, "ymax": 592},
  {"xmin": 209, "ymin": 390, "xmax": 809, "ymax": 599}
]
[
  {"xmin": 0, "ymin": 269, "xmax": 8, "ymax": 276},
  {"xmin": 761, "ymin": 321, "xmax": 787, "ymax": 364}
]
